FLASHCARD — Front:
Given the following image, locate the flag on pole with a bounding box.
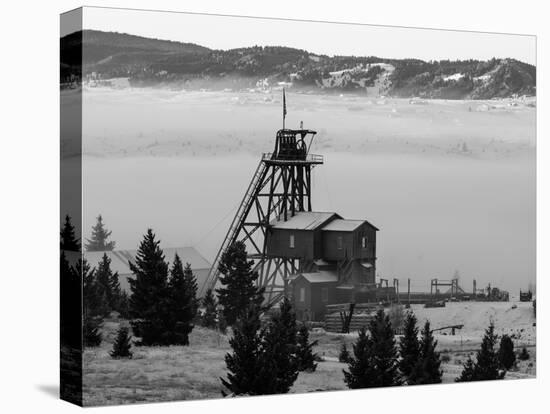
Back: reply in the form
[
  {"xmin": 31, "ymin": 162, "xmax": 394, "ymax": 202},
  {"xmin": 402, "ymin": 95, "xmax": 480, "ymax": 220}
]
[{"xmin": 283, "ymin": 88, "xmax": 287, "ymax": 128}]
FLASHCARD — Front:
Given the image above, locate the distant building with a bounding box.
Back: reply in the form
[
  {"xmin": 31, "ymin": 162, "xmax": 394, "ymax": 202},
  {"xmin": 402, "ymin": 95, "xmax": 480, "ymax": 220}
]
[
  {"xmin": 84, "ymin": 247, "xmax": 211, "ymax": 296},
  {"xmin": 266, "ymin": 211, "xmax": 378, "ymax": 321}
]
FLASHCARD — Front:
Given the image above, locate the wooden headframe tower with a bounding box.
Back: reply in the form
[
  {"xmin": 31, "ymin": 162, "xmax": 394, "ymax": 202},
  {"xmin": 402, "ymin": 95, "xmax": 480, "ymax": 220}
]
[{"xmin": 201, "ymin": 128, "xmax": 323, "ymax": 305}]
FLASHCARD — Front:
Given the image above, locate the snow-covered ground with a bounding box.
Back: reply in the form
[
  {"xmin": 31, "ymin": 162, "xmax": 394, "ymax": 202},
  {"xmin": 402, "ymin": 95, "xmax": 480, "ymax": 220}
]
[{"xmin": 83, "ymin": 300, "xmax": 536, "ymax": 405}]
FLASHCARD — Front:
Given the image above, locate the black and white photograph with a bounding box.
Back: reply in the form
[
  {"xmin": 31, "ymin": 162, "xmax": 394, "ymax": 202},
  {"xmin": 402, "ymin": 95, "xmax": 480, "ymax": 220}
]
[
  {"xmin": 3, "ymin": 1, "xmax": 548, "ymax": 413},
  {"xmin": 58, "ymin": 5, "xmax": 538, "ymax": 407}
]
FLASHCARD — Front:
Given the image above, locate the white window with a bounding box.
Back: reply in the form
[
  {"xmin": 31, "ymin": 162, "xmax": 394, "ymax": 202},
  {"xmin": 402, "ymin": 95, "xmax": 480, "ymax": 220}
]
[
  {"xmin": 337, "ymin": 236, "xmax": 343, "ymax": 250},
  {"xmin": 362, "ymin": 236, "xmax": 367, "ymax": 249},
  {"xmin": 299, "ymin": 287, "xmax": 306, "ymax": 302},
  {"xmin": 321, "ymin": 287, "xmax": 329, "ymax": 303},
  {"xmin": 289, "ymin": 234, "xmax": 295, "ymax": 248}
]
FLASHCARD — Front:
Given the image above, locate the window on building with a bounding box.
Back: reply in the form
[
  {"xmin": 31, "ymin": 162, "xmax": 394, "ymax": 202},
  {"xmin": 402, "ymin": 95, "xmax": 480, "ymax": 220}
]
[
  {"xmin": 299, "ymin": 287, "xmax": 305, "ymax": 302},
  {"xmin": 289, "ymin": 234, "xmax": 295, "ymax": 248},
  {"xmin": 337, "ymin": 236, "xmax": 343, "ymax": 250},
  {"xmin": 362, "ymin": 236, "xmax": 367, "ymax": 249},
  {"xmin": 321, "ymin": 287, "xmax": 329, "ymax": 303}
]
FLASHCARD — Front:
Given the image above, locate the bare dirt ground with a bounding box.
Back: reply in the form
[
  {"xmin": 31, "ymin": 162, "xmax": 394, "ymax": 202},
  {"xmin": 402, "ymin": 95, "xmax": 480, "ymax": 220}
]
[{"xmin": 82, "ymin": 301, "xmax": 536, "ymax": 406}]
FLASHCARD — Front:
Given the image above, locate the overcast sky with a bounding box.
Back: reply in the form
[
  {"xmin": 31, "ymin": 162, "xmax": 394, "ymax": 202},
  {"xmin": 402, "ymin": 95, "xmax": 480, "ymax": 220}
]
[{"xmin": 72, "ymin": 6, "xmax": 536, "ymax": 65}]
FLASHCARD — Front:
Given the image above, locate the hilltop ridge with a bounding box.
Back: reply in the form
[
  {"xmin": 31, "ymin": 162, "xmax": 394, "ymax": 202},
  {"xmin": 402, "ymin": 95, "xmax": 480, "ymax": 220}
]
[{"xmin": 61, "ymin": 30, "xmax": 536, "ymax": 99}]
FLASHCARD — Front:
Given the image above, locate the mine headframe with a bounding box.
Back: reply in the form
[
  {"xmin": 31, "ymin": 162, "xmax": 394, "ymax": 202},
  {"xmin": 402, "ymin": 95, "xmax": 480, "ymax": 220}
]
[{"xmin": 203, "ymin": 128, "xmax": 323, "ymax": 305}]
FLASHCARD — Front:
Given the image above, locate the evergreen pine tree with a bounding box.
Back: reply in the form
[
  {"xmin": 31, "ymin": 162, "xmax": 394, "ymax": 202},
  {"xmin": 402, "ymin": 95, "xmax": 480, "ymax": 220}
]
[
  {"xmin": 343, "ymin": 327, "xmax": 376, "ymax": 388},
  {"xmin": 60, "ymin": 214, "xmax": 80, "ymax": 251},
  {"xmin": 108, "ymin": 263, "xmax": 124, "ymax": 314},
  {"xmin": 455, "ymin": 356, "xmax": 476, "ymax": 382},
  {"xmin": 166, "ymin": 255, "xmax": 198, "ymax": 345},
  {"xmin": 410, "ymin": 320, "xmax": 442, "ymax": 384},
  {"xmin": 344, "ymin": 310, "xmax": 401, "ymax": 388},
  {"xmin": 83, "ymin": 316, "xmax": 102, "ymax": 347},
  {"xmin": 369, "ymin": 309, "xmax": 401, "ymax": 386},
  {"xmin": 473, "ymin": 322, "xmax": 504, "ymax": 380},
  {"xmin": 128, "ymin": 229, "xmax": 170, "ymax": 345},
  {"xmin": 296, "ymin": 324, "xmax": 318, "ymax": 372},
  {"xmin": 216, "ymin": 241, "xmax": 264, "ymax": 326},
  {"xmin": 60, "ymin": 215, "xmax": 81, "ymax": 348},
  {"xmin": 85, "ymin": 214, "xmax": 116, "ymax": 251},
  {"xmin": 399, "ymin": 311, "xmax": 420, "ymax": 382},
  {"xmin": 94, "ymin": 253, "xmax": 116, "ymax": 316},
  {"xmin": 258, "ymin": 298, "xmax": 299, "ymax": 393},
  {"xmin": 117, "ymin": 291, "xmax": 130, "ymax": 319},
  {"xmin": 202, "ymin": 289, "xmax": 218, "ymax": 329},
  {"xmin": 60, "ymin": 251, "xmax": 80, "ymax": 348},
  {"xmin": 498, "ymin": 334, "xmax": 516, "ymax": 370},
  {"xmin": 455, "ymin": 322, "xmax": 505, "ymax": 382},
  {"xmin": 110, "ymin": 327, "xmax": 133, "ymax": 358},
  {"xmin": 221, "ymin": 305, "xmax": 266, "ymax": 396},
  {"xmin": 81, "ymin": 258, "xmax": 103, "ymax": 318},
  {"xmin": 339, "ymin": 343, "xmax": 351, "ymax": 363}
]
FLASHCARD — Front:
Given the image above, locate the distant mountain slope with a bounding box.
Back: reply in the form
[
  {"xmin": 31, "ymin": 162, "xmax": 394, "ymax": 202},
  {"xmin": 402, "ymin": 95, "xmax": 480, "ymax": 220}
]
[{"xmin": 61, "ymin": 30, "xmax": 536, "ymax": 99}]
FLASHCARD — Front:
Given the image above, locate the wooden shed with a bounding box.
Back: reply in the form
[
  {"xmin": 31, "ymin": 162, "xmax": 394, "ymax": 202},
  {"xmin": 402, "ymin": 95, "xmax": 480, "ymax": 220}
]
[{"xmin": 290, "ymin": 270, "xmax": 339, "ymax": 321}]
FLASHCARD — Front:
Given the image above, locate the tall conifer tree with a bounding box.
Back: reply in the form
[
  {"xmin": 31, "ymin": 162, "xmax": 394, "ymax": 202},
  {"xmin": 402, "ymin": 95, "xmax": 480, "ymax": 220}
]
[
  {"xmin": 202, "ymin": 289, "xmax": 218, "ymax": 329},
  {"xmin": 456, "ymin": 322, "xmax": 505, "ymax": 382},
  {"xmin": 343, "ymin": 327, "xmax": 376, "ymax": 389},
  {"xmin": 296, "ymin": 324, "xmax": 318, "ymax": 372},
  {"xmin": 60, "ymin": 215, "xmax": 81, "ymax": 348},
  {"xmin": 216, "ymin": 241, "xmax": 264, "ymax": 326},
  {"xmin": 221, "ymin": 305, "xmax": 266, "ymax": 396},
  {"xmin": 85, "ymin": 215, "xmax": 116, "ymax": 251},
  {"xmin": 61, "ymin": 214, "xmax": 80, "ymax": 251},
  {"xmin": 82, "ymin": 258, "xmax": 102, "ymax": 317},
  {"xmin": 471, "ymin": 322, "xmax": 504, "ymax": 380},
  {"xmin": 344, "ymin": 310, "xmax": 401, "ymax": 388},
  {"xmin": 261, "ymin": 298, "xmax": 299, "ymax": 393},
  {"xmin": 410, "ymin": 320, "xmax": 442, "ymax": 384},
  {"xmin": 166, "ymin": 255, "xmax": 198, "ymax": 345},
  {"xmin": 399, "ymin": 311, "xmax": 420, "ymax": 382},
  {"xmin": 94, "ymin": 253, "xmax": 117, "ymax": 315},
  {"xmin": 128, "ymin": 229, "xmax": 170, "ymax": 345}
]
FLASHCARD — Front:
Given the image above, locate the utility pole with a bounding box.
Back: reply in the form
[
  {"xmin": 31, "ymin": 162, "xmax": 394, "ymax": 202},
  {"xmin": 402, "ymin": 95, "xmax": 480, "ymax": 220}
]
[{"xmin": 393, "ymin": 278, "xmax": 400, "ymax": 304}]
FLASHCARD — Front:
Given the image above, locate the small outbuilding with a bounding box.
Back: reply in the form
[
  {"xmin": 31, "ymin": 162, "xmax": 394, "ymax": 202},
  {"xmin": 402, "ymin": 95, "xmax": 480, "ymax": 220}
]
[{"xmin": 290, "ymin": 270, "xmax": 339, "ymax": 321}]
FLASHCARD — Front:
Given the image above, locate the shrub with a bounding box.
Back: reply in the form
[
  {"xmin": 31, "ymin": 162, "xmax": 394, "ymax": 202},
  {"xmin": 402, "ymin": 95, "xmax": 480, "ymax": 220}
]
[
  {"xmin": 110, "ymin": 327, "xmax": 133, "ymax": 359},
  {"xmin": 296, "ymin": 325, "xmax": 318, "ymax": 372},
  {"xmin": 339, "ymin": 343, "xmax": 351, "ymax": 363},
  {"xmin": 498, "ymin": 335, "xmax": 515, "ymax": 370},
  {"xmin": 518, "ymin": 347, "xmax": 530, "ymax": 361}
]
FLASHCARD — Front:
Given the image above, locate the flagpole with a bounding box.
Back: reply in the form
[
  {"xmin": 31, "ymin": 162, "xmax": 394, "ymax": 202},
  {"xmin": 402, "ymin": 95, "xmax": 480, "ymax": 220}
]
[{"xmin": 283, "ymin": 88, "xmax": 286, "ymax": 129}]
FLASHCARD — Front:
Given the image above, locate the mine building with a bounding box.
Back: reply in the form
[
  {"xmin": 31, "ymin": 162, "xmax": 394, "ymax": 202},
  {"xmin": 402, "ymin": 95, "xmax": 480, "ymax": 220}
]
[
  {"xmin": 205, "ymin": 97, "xmax": 380, "ymax": 320},
  {"xmin": 266, "ymin": 211, "xmax": 378, "ymax": 321}
]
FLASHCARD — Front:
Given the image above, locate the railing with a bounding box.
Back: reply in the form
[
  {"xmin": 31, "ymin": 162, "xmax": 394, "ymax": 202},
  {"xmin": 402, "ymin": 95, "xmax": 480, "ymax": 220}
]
[{"xmin": 262, "ymin": 153, "xmax": 324, "ymax": 163}]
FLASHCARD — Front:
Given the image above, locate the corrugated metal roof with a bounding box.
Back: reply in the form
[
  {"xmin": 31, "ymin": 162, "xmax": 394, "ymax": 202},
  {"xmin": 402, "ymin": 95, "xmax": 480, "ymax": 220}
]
[
  {"xmin": 298, "ymin": 270, "xmax": 338, "ymax": 284},
  {"xmin": 322, "ymin": 219, "xmax": 365, "ymax": 232},
  {"xmin": 270, "ymin": 211, "xmax": 339, "ymax": 230},
  {"xmin": 322, "ymin": 219, "xmax": 379, "ymax": 231},
  {"xmin": 84, "ymin": 247, "xmax": 211, "ymax": 275}
]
